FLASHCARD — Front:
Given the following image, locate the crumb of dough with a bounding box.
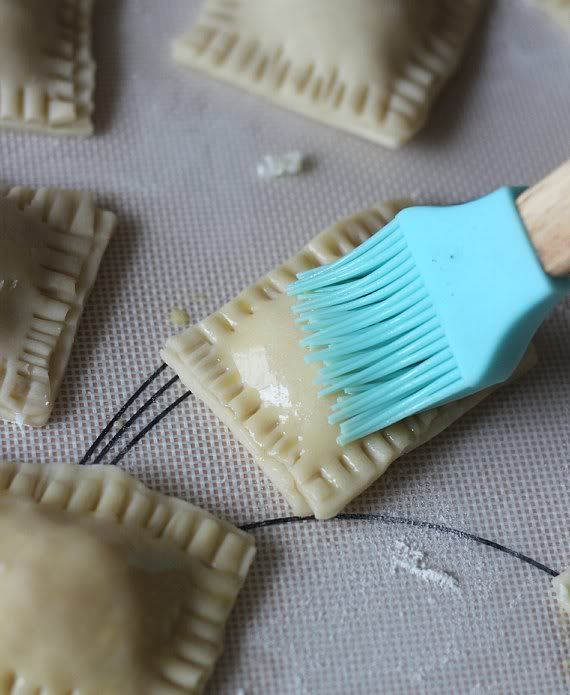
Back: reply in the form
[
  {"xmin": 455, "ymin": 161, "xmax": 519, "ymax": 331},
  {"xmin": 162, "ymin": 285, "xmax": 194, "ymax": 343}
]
[
  {"xmin": 553, "ymin": 569, "xmax": 570, "ymax": 613},
  {"xmin": 169, "ymin": 306, "xmax": 190, "ymax": 327},
  {"xmin": 257, "ymin": 151, "xmax": 305, "ymax": 178}
]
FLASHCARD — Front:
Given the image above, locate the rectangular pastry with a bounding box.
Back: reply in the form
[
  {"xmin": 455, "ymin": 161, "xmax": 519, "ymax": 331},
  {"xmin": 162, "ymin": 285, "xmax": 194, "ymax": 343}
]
[
  {"xmin": 0, "ymin": 462, "xmax": 255, "ymax": 694},
  {"xmin": 162, "ymin": 202, "xmax": 536, "ymax": 519},
  {"xmin": 0, "ymin": 0, "xmax": 95, "ymax": 135},
  {"xmin": 173, "ymin": 0, "xmax": 483, "ymax": 147},
  {"xmin": 0, "ymin": 184, "xmax": 116, "ymax": 426}
]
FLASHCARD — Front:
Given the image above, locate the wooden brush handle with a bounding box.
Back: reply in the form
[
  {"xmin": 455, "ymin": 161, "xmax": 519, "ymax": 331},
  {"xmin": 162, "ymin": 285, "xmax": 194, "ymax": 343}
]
[{"xmin": 516, "ymin": 159, "xmax": 570, "ymax": 277}]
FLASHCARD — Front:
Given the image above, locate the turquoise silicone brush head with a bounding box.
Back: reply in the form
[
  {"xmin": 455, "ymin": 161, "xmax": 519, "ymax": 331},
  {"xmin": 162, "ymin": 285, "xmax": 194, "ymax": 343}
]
[{"xmin": 288, "ymin": 163, "xmax": 570, "ymax": 446}]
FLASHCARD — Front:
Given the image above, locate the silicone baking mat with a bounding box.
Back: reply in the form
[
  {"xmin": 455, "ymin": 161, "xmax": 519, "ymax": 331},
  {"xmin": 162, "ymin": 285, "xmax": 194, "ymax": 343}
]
[{"xmin": 1, "ymin": 1, "xmax": 569, "ymax": 692}]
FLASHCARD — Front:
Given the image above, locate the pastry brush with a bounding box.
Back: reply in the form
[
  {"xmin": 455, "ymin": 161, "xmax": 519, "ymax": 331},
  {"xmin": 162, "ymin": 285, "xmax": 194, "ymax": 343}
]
[{"xmin": 288, "ymin": 160, "xmax": 570, "ymax": 445}]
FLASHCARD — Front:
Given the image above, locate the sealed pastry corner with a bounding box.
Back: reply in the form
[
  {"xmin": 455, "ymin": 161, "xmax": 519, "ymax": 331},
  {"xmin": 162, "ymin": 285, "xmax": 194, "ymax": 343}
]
[{"xmin": 0, "ymin": 0, "xmax": 95, "ymax": 135}]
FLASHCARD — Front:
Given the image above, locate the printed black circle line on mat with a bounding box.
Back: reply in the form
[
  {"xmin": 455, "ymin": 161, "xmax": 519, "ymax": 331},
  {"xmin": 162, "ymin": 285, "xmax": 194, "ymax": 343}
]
[
  {"xmin": 242, "ymin": 515, "xmax": 559, "ymax": 577},
  {"xmin": 79, "ymin": 363, "xmax": 170, "ymax": 465},
  {"xmin": 78, "ymin": 366, "xmax": 560, "ymax": 579},
  {"xmin": 90, "ymin": 375, "xmax": 181, "ymax": 466},
  {"xmin": 107, "ymin": 388, "xmax": 193, "ymax": 467},
  {"xmin": 79, "ymin": 364, "xmax": 191, "ymax": 466}
]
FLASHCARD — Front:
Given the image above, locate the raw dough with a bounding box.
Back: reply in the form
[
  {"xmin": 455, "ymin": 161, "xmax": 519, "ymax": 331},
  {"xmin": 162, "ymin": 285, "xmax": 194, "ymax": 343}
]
[
  {"xmin": 0, "ymin": 185, "xmax": 116, "ymax": 426},
  {"xmin": 0, "ymin": 462, "xmax": 255, "ymax": 694},
  {"xmin": 0, "ymin": 0, "xmax": 95, "ymax": 135},
  {"xmin": 257, "ymin": 151, "xmax": 304, "ymax": 179},
  {"xmin": 170, "ymin": 306, "xmax": 191, "ymax": 327},
  {"xmin": 162, "ymin": 202, "xmax": 537, "ymax": 519},
  {"xmin": 173, "ymin": 0, "xmax": 483, "ymax": 148},
  {"xmin": 553, "ymin": 567, "xmax": 570, "ymax": 613}
]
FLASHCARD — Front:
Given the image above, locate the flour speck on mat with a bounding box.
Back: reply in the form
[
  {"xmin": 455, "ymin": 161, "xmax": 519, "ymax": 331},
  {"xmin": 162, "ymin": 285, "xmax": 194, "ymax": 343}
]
[{"xmin": 391, "ymin": 540, "xmax": 460, "ymax": 592}]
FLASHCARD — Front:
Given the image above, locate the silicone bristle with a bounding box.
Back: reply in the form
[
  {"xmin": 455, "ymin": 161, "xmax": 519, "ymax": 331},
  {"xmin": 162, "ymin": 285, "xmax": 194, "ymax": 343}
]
[
  {"xmin": 338, "ymin": 367, "xmax": 461, "ymax": 444},
  {"xmin": 288, "ymin": 218, "xmax": 402, "ymax": 294},
  {"xmin": 288, "ymin": 219, "xmax": 461, "ymax": 445}
]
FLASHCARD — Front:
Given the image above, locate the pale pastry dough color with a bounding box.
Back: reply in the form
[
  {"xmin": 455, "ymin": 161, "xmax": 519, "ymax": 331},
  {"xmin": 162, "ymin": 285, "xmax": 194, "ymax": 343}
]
[
  {"xmin": 173, "ymin": 0, "xmax": 483, "ymax": 148},
  {"xmin": 553, "ymin": 567, "xmax": 570, "ymax": 614},
  {"xmin": 0, "ymin": 462, "xmax": 255, "ymax": 695},
  {"xmin": 0, "ymin": 185, "xmax": 116, "ymax": 426},
  {"xmin": 0, "ymin": 0, "xmax": 95, "ymax": 135},
  {"xmin": 162, "ymin": 202, "xmax": 537, "ymax": 519},
  {"xmin": 529, "ymin": 0, "xmax": 570, "ymax": 32}
]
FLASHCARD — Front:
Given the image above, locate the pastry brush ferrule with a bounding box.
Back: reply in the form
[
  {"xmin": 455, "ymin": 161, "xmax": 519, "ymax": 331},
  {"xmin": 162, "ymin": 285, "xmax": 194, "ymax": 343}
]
[{"xmin": 288, "ymin": 179, "xmax": 570, "ymax": 446}]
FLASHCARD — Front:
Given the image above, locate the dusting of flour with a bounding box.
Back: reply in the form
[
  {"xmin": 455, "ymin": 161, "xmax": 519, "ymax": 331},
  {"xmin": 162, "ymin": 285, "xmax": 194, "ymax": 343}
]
[{"xmin": 391, "ymin": 540, "xmax": 460, "ymax": 592}]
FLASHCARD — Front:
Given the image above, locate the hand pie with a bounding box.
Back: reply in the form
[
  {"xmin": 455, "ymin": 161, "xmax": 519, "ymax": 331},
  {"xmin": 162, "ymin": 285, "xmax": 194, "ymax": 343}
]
[
  {"xmin": 162, "ymin": 201, "xmax": 537, "ymax": 519},
  {"xmin": 0, "ymin": 184, "xmax": 116, "ymax": 426},
  {"xmin": 0, "ymin": 462, "xmax": 255, "ymax": 694},
  {"xmin": 0, "ymin": 0, "xmax": 95, "ymax": 135},
  {"xmin": 173, "ymin": 0, "xmax": 483, "ymax": 147}
]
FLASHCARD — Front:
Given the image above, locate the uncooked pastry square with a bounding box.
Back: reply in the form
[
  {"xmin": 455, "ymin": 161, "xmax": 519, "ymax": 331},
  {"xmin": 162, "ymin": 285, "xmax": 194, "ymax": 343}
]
[
  {"xmin": 173, "ymin": 0, "xmax": 483, "ymax": 147},
  {"xmin": 162, "ymin": 202, "xmax": 537, "ymax": 519},
  {"xmin": 0, "ymin": 462, "xmax": 255, "ymax": 694},
  {"xmin": 0, "ymin": 185, "xmax": 116, "ymax": 426},
  {"xmin": 0, "ymin": 0, "xmax": 95, "ymax": 135}
]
